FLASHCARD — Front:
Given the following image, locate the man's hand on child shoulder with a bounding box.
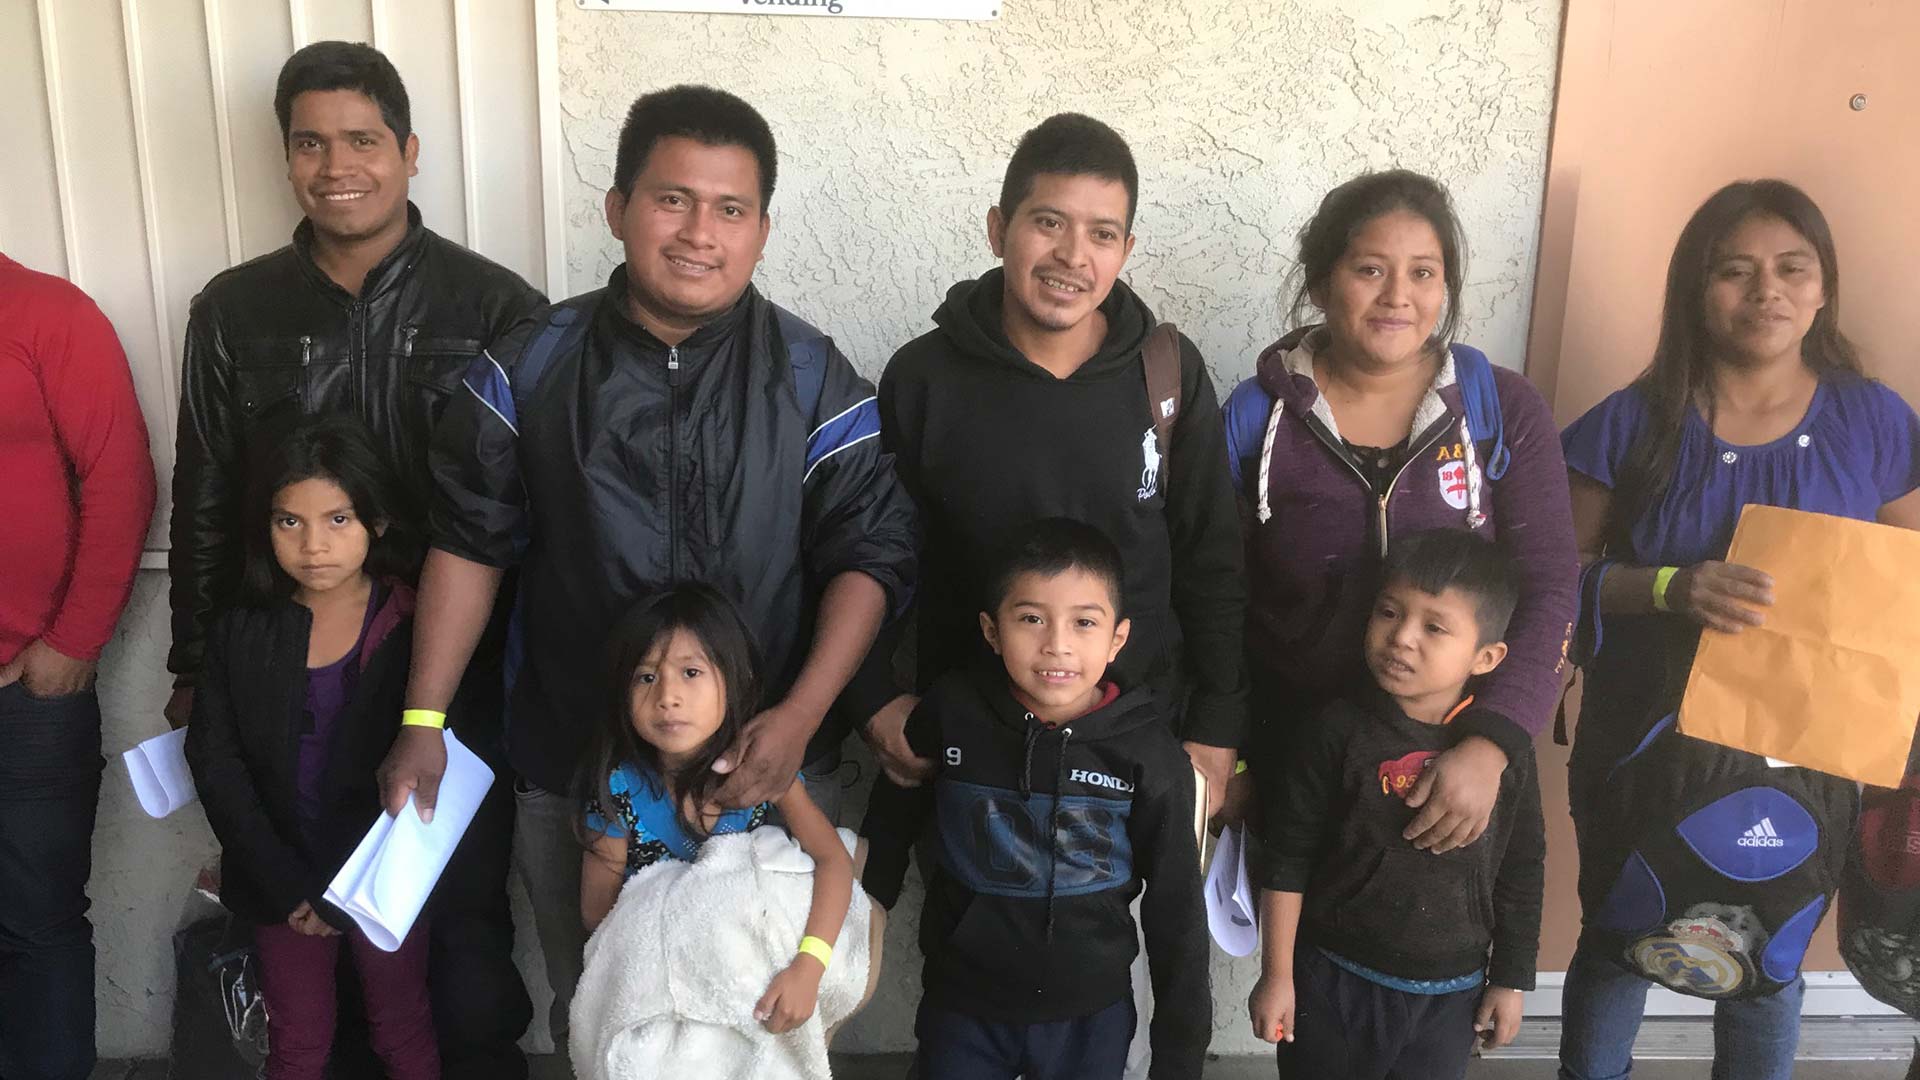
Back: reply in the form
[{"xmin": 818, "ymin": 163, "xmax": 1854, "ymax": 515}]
[
  {"xmin": 1247, "ymin": 973, "xmax": 1295, "ymax": 1044},
  {"xmin": 754, "ymin": 959, "xmax": 823, "ymax": 1034},
  {"xmin": 1474, "ymin": 985, "xmax": 1524, "ymax": 1050}
]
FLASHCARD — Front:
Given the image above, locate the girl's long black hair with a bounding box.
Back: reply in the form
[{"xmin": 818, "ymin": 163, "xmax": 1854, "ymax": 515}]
[
  {"xmin": 580, "ymin": 583, "xmax": 763, "ymax": 843},
  {"xmin": 237, "ymin": 414, "xmax": 419, "ymax": 604},
  {"xmin": 1608, "ymin": 179, "xmax": 1861, "ymax": 545}
]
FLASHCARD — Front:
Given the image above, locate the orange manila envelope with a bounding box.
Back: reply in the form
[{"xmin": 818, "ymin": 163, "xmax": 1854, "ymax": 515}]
[{"xmin": 1679, "ymin": 504, "xmax": 1920, "ymax": 787}]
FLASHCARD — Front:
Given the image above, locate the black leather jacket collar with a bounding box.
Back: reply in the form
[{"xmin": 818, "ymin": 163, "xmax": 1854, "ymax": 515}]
[
  {"xmin": 168, "ymin": 206, "xmax": 545, "ymax": 680},
  {"xmin": 289, "ymin": 201, "xmax": 430, "ymax": 304}
]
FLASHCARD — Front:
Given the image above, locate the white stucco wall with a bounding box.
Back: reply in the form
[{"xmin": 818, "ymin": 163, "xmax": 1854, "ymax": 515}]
[
  {"xmin": 555, "ymin": 0, "xmax": 1563, "ymax": 1058},
  {"xmin": 85, "ymin": 0, "xmax": 1561, "ymax": 1059},
  {"xmin": 556, "ymin": 0, "xmax": 1563, "ymax": 385}
]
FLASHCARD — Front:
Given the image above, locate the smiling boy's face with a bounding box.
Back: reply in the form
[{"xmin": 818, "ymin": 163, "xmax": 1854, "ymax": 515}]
[{"xmin": 980, "ymin": 566, "xmax": 1130, "ymax": 726}]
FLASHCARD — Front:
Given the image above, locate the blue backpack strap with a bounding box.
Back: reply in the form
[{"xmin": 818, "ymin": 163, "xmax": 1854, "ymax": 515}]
[
  {"xmin": 1450, "ymin": 344, "xmax": 1510, "ymax": 481},
  {"xmin": 774, "ymin": 305, "xmax": 829, "ymax": 423},
  {"xmin": 1221, "ymin": 376, "xmax": 1276, "ymax": 495},
  {"xmin": 773, "ymin": 304, "xmax": 879, "ymax": 483},
  {"xmin": 509, "ymin": 300, "xmax": 594, "ymax": 419},
  {"xmin": 460, "ymin": 296, "xmax": 595, "ymax": 436}
]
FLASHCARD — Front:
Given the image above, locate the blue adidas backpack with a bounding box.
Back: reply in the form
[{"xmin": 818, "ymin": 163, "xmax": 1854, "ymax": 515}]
[{"xmin": 1583, "ymin": 707, "xmax": 1860, "ymax": 1000}]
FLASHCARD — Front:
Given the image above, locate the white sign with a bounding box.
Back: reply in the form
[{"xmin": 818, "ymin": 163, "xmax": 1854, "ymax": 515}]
[{"xmin": 578, "ymin": 0, "xmax": 1000, "ymax": 20}]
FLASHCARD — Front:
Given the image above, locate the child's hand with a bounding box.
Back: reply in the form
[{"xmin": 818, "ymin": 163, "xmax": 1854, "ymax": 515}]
[
  {"xmin": 1247, "ymin": 972, "xmax": 1295, "ymax": 1044},
  {"xmin": 1474, "ymin": 985, "xmax": 1524, "ymax": 1050},
  {"xmin": 753, "ymin": 959, "xmax": 823, "ymax": 1034},
  {"xmin": 287, "ymin": 901, "xmax": 337, "ymax": 937}
]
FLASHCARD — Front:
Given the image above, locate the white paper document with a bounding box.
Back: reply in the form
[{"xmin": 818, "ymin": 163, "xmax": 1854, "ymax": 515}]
[
  {"xmin": 123, "ymin": 727, "xmax": 196, "ymax": 819},
  {"xmin": 324, "ymin": 730, "xmax": 494, "ymax": 952},
  {"xmin": 1204, "ymin": 823, "xmax": 1259, "ymax": 957}
]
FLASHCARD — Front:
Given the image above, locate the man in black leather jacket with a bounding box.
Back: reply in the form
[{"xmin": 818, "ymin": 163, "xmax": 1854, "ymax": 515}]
[{"xmin": 166, "ymin": 43, "xmax": 542, "ymax": 1079}]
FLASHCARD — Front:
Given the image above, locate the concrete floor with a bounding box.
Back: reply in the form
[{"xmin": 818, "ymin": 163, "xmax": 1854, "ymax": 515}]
[
  {"xmin": 827, "ymin": 1056, "xmax": 1914, "ymax": 1079},
  {"xmin": 95, "ymin": 1017, "xmax": 1920, "ymax": 1078},
  {"xmin": 91, "ymin": 1057, "xmax": 1917, "ymax": 1078}
]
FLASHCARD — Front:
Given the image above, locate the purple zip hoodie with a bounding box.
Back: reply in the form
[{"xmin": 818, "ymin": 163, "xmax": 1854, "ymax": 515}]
[{"xmin": 1222, "ymin": 329, "xmax": 1578, "ymax": 759}]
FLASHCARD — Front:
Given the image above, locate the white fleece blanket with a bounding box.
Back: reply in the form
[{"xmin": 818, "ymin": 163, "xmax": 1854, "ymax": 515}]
[{"xmin": 569, "ymin": 826, "xmax": 872, "ymax": 1080}]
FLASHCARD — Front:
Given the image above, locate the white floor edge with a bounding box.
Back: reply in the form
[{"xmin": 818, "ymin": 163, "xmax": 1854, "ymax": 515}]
[{"xmin": 1524, "ymin": 970, "xmax": 1903, "ymax": 1018}]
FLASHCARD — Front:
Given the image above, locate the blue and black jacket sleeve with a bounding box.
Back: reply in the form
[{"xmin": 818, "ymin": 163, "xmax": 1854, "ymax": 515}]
[
  {"xmin": 857, "ymin": 689, "xmax": 943, "ymax": 910},
  {"xmin": 427, "ymin": 315, "xmax": 541, "ymax": 569},
  {"xmin": 1135, "ymin": 740, "xmax": 1211, "ymax": 1079},
  {"xmin": 799, "ymin": 340, "xmax": 917, "ymax": 612}
]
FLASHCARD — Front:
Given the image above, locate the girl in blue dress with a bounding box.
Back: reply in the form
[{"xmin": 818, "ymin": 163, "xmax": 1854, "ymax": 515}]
[
  {"xmin": 1558, "ymin": 180, "xmax": 1920, "ymax": 1078},
  {"xmin": 577, "ymin": 583, "xmax": 854, "ymax": 1034}
]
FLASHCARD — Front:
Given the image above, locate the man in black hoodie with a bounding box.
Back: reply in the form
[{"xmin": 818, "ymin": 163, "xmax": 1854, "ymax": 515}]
[
  {"xmin": 852, "ymin": 113, "xmax": 1248, "ymax": 815},
  {"xmin": 862, "ymin": 519, "xmax": 1210, "ymax": 1080}
]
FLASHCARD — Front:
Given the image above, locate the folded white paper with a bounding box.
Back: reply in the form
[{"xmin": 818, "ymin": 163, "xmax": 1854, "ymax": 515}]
[
  {"xmin": 123, "ymin": 727, "xmax": 196, "ymax": 819},
  {"xmin": 1204, "ymin": 823, "xmax": 1259, "ymax": 957},
  {"xmin": 324, "ymin": 730, "xmax": 494, "ymax": 952}
]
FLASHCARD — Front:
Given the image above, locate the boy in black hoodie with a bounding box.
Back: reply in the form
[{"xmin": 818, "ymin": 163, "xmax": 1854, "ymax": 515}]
[
  {"xmin": 862, "ymin": 518, "xmax": 1210, "ymax": 1080},
  {"xmin": 1250, "ymin": 529, "xmax": 1545, "ymax": 1079},
  {"xmin": 850, "ymin": 113, "xmax": 1247, "ymax": 821}
]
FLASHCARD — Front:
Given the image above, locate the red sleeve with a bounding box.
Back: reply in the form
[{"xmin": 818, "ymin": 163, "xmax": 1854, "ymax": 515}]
[{"xmin": 39, "ymin": 290, "xmax": 156, "ymax": 660}]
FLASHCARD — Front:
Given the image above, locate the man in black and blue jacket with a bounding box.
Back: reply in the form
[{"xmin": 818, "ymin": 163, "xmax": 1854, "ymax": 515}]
[{"xmin": 380, "ymin": 84, "xmax": 915, "ymax": 1066}]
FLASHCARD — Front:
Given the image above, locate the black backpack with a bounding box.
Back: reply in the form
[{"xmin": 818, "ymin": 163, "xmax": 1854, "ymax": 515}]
[
  {"xmin": 1582, "ymin": 707, "xmax": 1860, "ymax": 1000},
  {"xmin": 1840, "ymin": 768, "xmax": 1920, "ymax": 1016},
  {"xmin": 167, "ymin": 913, "xmax": 267, "ymax": 1079}
]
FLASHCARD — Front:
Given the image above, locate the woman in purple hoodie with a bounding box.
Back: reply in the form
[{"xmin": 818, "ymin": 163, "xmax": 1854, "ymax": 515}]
[{"xmin": 1222, "ymin": 170, "xmax": 1579, "ymax": 853}]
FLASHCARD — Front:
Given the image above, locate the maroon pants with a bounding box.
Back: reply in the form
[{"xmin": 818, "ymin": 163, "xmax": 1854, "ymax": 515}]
[{"xmin": 253, "ymin": 918, "xmax": 439, "ymax": 1080}]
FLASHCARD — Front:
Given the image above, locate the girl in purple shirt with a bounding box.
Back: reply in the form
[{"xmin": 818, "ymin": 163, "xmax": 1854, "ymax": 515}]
[
  {"xmin": 1559, "ymin": 180, "xmax": 1920, "ymax": 1080},
  {"xmin": 186, "ymin": 416, "xmax": 436, "ymax": 1080}
]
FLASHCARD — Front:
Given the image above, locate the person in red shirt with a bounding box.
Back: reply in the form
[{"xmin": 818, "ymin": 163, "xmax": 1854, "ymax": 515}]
[{"xmin": 0, "ymin": 250, "xmax": 155, "ymax": 1080}]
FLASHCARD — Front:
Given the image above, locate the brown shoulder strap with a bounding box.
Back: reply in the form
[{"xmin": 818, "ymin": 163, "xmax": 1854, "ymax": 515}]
[{"xmin": 1143, "ymin": 322, "xmax": 1182, "ymax": 470}]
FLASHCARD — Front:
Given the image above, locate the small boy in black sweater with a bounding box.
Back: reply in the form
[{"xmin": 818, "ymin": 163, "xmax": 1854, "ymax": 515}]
[
  {"xmin": 1249, "ymin": 529, "xmax": 1545, "ymax": 1079},
  {"xmin": 862, "ymin": 518, "xmax": 1211, "ymax": 1080}
]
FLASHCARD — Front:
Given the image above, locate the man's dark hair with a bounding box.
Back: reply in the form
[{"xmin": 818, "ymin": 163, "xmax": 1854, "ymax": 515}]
[
  {"xmin": 998, "ymin": 113, "xmax": 1139, "ymax": 232},
  {"xmin": 982, "ymin": 517, "xmax": 1126, "ymax": 617},
  {"xmin": 239, "ymin": 414, "xmax": 420, "ymax": 604},
  {"xmin": 1382, "ymin": 529, "xmax": 1520, "ymax": 646},
  {"xmin": 613, "ymin": 85, "xmax": 778, "ymax": 209},
  {"xmin": 274, "ymin": 41, "xmax": 412, "ymax": 148}
]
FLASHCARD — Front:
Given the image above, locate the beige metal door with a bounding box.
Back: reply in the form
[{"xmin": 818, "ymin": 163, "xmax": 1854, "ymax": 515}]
[{"xmin": 1529, "ymin": 0, "xmax": 1918, "ymax": 1013}]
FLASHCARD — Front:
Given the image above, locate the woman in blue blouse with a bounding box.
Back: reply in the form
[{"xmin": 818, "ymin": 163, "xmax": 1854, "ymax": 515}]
[{"xmin": 1558, "ymin": 180, "xmax": 1920, "ymax": 1079}]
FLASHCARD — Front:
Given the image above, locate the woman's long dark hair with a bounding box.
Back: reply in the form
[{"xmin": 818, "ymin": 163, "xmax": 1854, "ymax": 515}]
[
  {"xmin": 1609, "ymin": 180, "xmax": 1862, "ymax": 544},
  {"xmin": 1288, "ymin": 168, "xmax": 1468, "ymax": 352},
  {"xmin": 580, "ymin": 583, "xmax": 763, "ymax": 843},
  {"xmin": 238, "ymin": 414, "xmax": 419, "ymax": 604}
]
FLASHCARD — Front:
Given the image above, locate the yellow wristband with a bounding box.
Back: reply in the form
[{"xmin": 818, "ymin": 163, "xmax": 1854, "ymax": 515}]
[
  {"xmin": 401, "ymin": 709, "xmax": 447, "ymax": 730},
  {"xmin": 797, "ymin": 935, "xmax": 833, "ymax": 970},
  {"xmin": 1234, "ymin": 759, "xmax": 1249, "ymax": 776},
  {"xmin": 1651, "ymin": 566, "xmax": 1680, "ymax": 613}
]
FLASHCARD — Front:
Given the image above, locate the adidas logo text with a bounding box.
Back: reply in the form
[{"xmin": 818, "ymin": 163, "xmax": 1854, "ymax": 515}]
[{"xmin": 1736, "ymin": 817, "xmax": 1785, "ymax": 848}]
